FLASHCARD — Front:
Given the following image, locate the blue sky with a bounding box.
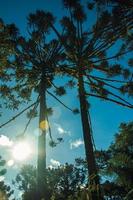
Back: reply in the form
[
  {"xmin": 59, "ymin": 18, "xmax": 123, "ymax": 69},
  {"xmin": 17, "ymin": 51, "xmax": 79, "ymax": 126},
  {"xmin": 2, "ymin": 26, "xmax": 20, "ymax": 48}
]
[{"xmin": 0, "ymin": 0, "xmax": 133, "ymax": 197}]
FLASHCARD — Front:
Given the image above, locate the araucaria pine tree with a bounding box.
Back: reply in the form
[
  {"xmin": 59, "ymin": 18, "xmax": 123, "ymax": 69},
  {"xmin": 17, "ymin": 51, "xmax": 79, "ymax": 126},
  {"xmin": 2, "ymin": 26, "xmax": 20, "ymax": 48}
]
[
  {"xmin": 41, "ymin": 0, "xmax": 133, "ymax": 199},
  {"xmin": 0, "ymin": 13, "xmax": 67, "ymax": 199}
]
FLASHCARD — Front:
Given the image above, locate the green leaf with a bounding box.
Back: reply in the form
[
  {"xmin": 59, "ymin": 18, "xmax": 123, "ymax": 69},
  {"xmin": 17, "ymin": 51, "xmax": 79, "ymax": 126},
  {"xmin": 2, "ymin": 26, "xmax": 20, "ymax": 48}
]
[
  {"xmin": 73, "ymin": 108, "xmax": 80, "ymax": 114},
  {"xmin": 49, "ymin": 140, "xmax": 57, "ymax": 148},
  {"xmin": 46, "ymin": 107, "xmax": 53, "ymax": 116},
  {"xmin": 87, "ymin": 3, "xmax": 95, "ymax": 10},
  {"xmin": 54, "ymin": 87, "xmax": 66, "ymax": 96},
  {"xmin": 0, "ymin": 169, "xmax": 7, "ymax": 176},
  {"xmin": 26, "ymin": 108, "xmax": 38, "ymax": 119}
]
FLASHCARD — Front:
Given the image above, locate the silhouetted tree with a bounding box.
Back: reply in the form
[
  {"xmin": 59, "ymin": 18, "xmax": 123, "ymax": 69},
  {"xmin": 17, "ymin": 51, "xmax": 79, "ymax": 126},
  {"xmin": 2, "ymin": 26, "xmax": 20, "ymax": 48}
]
[
  {"xmin": 43, "ymin": 1, "xmax": 133, "ymax": 199},
  {"xmin": 0, "ymin": 13, "xmax": 75, "ymax": 199}
]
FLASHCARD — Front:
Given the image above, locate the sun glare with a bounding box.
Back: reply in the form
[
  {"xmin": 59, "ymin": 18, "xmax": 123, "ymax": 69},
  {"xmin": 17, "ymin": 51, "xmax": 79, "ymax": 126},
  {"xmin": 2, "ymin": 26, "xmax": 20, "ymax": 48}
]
[{"xmin": 12, "ymin": 142, "xmax": 32, "ymax": 161}]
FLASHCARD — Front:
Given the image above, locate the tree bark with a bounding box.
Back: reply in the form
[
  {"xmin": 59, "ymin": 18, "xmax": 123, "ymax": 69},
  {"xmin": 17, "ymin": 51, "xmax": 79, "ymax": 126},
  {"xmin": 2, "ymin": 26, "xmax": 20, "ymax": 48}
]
[
  {"xmin": 37, "ymin": 74, "xmax": 47, "ymax": 199},
  {"xmin": 78, "ymin": 71, "xmax": 103, "ymax": 200}
]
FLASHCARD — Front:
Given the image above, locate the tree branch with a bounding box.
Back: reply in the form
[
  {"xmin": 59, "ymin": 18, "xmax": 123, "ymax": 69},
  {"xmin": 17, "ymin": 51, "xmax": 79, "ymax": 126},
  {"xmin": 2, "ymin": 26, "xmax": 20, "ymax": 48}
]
[
  {"xmin": 86, "ymin": 92, "xmax": 133, "ymax": 109},
  {"xmin": 0, "ymin": 97, "xmax": 39, "ymax": 129},
  {"xmin": 91, "ymin": 50, "xmax": 132, "ymax": 64},
  {"xmin": 89, "ymin": 75, "xmax": 131, "ymax": 83},
  {"xmin": 85, "ymin": 78, "xmax": 132, "ymax": 107},
  {"xmin": 21, "ymin": 99, "xmax": 39, "ymax": 135},
  {"xmin": 46, "ymin": 90, "xmax": 73, "ymax": 112}
]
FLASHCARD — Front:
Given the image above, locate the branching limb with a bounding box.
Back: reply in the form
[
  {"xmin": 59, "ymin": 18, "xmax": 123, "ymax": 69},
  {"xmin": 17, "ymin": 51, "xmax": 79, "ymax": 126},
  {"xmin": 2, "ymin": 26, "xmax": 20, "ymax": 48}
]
[
  {"xmin": 21, "ymin": 98, "xmax": 39, "ymax": 135},
  {"xmin": 86, "ymin": 92, "xmax": 133, "ymax": 109},
  {"xmin": 0, "ymin": 97, "xmax": 40, "ymax": 129},
  {"xmin": 46, "ymin": 90, "xmax": 73, "ymax": 112},
  {"xmin": 90, "ymin": 77, "xmax": 132, "ymax": 106},
  {"xmin": 91, "ymin": 50, "xmax": 132, "ymax": 64},
  {"xmin": 48, "ymin": 80, "xmax": 59, "ymax": 90},
  {"xmin": 84, "ymin": 79, "xmax": 132, "ymax": 107},
  {"xmin": 89, "ymin": 75, "xmax": 130, "ymax": 83},
  {"xmin": 86, "ymin": 74, "xmax": 120, "ymax": 90}
]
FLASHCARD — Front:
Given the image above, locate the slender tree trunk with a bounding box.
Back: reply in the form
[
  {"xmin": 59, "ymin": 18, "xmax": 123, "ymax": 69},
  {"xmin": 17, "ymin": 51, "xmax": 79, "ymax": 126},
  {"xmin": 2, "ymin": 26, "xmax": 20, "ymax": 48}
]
[
  {"xmin": 37, "ymin": 74, "xmax": 47, "ymax": 199},
  {"xmin": 78, "ymin": 70, "xmax": 103, "ymax": 200}
]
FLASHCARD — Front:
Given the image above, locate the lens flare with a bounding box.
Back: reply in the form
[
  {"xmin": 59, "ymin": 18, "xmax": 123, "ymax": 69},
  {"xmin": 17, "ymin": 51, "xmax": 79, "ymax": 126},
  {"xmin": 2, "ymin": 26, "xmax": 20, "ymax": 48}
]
[{"xmin": 12, "ymin": 142, "xmax": 32, "ymax": 161}]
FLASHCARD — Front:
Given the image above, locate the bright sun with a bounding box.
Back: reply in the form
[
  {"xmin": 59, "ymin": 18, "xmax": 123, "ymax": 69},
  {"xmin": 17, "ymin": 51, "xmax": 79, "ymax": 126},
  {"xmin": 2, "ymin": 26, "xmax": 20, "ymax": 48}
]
[{"xmin": 12, "ymin": 142, "xmax": 32, "ymax": 161}]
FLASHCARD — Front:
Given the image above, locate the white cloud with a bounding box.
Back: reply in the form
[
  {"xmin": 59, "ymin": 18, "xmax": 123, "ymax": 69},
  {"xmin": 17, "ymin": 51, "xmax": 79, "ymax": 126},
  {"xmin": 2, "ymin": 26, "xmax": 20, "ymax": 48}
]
[
  {"xmin": 54, "ymin": 123, "xmax": 71, "ymax": 135},
  {"xmin": 50, "ymin": 159, "xmax": 60, "ymax": 167},
  {"xmin": 0, "ymin": 135, "xmax": 13, "ymax": 147},
  {"xmin": 0, "ymin": 176, "xmax": 5, "ymax": 182},
  {"xmin": 70, "ymin": 139, "xmax": 84, "ymax": 149},
  {"xmin": 58, "ymin": 127, "xmax": 65, "ymax": 134}
]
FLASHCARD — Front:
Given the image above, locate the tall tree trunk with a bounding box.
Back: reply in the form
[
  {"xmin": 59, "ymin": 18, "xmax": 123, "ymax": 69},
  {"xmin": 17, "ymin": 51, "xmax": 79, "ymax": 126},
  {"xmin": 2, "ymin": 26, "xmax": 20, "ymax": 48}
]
[
  {"xmin": 37, "ymin": 74, "xmax": 47, "ymax": 199},
  {"xmin": 78, "ymin": 71, "xmax": 103, "ymax": 200}
]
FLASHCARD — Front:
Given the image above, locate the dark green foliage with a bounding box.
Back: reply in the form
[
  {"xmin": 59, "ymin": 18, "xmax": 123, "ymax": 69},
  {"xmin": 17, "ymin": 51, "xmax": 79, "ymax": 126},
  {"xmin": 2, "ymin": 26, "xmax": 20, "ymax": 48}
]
[
  {"xmin": 49, "ymin": 140, "xmax": 57, "ymax": 147},
  {"xmin": 49, "ymin": 137, "xmax": 64, "ymax": 148},
  {"xmin": 0, "ymin": 19, "xmax": 20, "ymax": 111},
  {"xmin": 0, "ymin": 156, "xmax": 6, "ymax": 176},
  {"xmin": 73, "ymin": 108, "xmax": 80, "ymax": 114},
  {"xmin": 28, "ymin": 10, "xmax": 55, "ymax": 33},
  {"xmin": 46, "ymin": 107, "xmax": 53, "ymax": 116},
  {"xmin": 0, "ymin": 156, "xmax": 14, "ymax": 200},
  {"xmin": 87, "ymin": 2, "xmax": 95, "ymax": 10},
  {"xmin": 119, "ymin": 82, "xmax": 133, "ymax": 97},
  {"xmin": 128, "ymin": 59, "xmax": 133, "ymax": 67},
  {"xmin": 14, "ymin": 162, "xmax": 86, "ymax": 200},
  {"xmin": 96, "ymin": 122, "xmax": 133, "ymax": 199},
  {"xmin": 26, "ymin": 108, "xmax": 38, "ymax": 119},
  {"xmin": 66, "ymin": 80, "xmax": 76, "ymax": 89},
  {"xmin": 54, "ymin": 86, "xmax": 66, "ymax": 96}
]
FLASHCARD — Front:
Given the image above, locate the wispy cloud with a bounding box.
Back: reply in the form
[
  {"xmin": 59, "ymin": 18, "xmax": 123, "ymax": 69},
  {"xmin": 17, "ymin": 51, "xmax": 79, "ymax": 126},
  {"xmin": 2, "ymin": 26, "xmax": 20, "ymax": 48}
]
[
  {"xmin": 70, "ymin": 139, "xmax": 84, "ymax": 149},
  {"xmin": 50, "ymin": 158, "xmax": 60, "ymax": 167},
  {"xmin": 54, "ymin": 123, "xmax": 71, "ymax": 135},
  {"xmin": 0, "ymin": 135, "xmax": 13, "ymax": 147}
]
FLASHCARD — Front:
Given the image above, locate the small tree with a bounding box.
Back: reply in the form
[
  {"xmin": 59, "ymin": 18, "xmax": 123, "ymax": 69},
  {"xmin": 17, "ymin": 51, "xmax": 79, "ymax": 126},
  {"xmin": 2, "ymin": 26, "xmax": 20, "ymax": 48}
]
[
  {"xmin": 13, "ymin": 162, "xmax": 87, "ymax": 200},
  {"xmin": 0, "ymin": 156, "xmax": 14, "ymax": 200}
]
